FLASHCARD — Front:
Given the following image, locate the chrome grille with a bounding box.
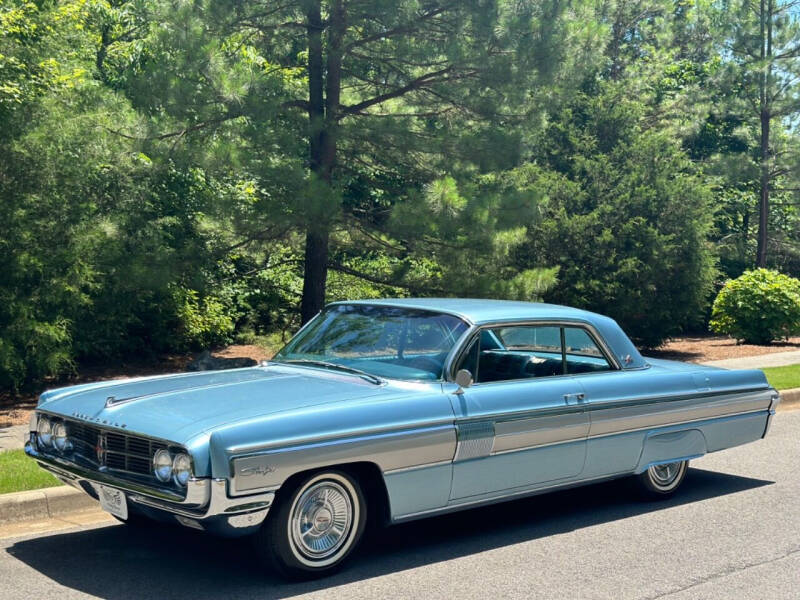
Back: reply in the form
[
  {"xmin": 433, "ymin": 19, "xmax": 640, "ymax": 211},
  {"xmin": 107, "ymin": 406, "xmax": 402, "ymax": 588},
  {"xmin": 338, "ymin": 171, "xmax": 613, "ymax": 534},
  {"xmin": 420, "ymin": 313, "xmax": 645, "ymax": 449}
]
[
  {"xmin": 65, "ymin": 420, "xmax": 165, "ymax": 476},
  {"xmin": 68, "ymin": 421, "xmax": 100, "ymax": 452}
]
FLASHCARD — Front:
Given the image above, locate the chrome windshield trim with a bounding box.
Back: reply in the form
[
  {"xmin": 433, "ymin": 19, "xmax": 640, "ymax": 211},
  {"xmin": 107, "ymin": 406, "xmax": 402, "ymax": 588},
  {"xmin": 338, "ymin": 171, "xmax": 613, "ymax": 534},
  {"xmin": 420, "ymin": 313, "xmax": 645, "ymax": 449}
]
[{"xmin": 325, "ymin": 301, "xmax": 476, "ymax": 327}]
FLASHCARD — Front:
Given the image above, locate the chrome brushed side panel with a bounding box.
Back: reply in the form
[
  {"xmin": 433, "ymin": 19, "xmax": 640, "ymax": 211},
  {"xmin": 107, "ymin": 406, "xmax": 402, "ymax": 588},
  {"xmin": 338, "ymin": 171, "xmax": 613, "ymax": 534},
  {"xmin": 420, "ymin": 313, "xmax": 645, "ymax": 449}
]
[
  {"xmin": 492, "ymin": 411, "xmax": 588, "ymax": 454},
  {"xmin": 231, "ymin": 425, "xmax": 456, "ymax": 495},
  {"xmin": 454, "ymin": 421, "xmax": 495, "ymax": 461},
  {"xmin": 588, "ymin": 389, "xmax": 773, "ymax": 438}
]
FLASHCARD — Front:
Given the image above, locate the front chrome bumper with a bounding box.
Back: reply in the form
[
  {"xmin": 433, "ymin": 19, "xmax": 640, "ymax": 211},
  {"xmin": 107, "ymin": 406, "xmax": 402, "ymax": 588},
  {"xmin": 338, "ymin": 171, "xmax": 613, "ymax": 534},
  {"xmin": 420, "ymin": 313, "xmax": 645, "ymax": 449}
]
[{"xmin": 25, "ymin": 440, "xmax": 275, "ymax": 532}]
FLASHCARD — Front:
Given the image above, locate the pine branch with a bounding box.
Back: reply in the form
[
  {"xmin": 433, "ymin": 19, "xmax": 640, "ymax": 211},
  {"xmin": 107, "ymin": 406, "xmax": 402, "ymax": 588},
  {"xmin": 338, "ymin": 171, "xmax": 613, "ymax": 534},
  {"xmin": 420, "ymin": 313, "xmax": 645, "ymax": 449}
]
[
  {"xmin": 106, "ymin": 113, "xmax": 245, "ymax": 141},
  {"xmin": 343, "ymin": 5, "xmax": 451, "ymax": 53},
  {"xmin": 339, "ymin": 67, "xmax": 455, "ymax": 116},
  {"xmin": 222, "ymin": 224, "xmax": 293, "ymax": 253},
  {"xmin": 328, "ymin": 262, "xmax": 441, "ymax": 293}
]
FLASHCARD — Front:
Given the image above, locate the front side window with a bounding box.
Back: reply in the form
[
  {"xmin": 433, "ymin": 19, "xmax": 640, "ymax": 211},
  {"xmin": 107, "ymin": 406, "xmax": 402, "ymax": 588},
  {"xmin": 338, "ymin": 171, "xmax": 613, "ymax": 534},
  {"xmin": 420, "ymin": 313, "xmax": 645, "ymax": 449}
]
[
  {"xmin": 457, "ymin": 324, "xmax": 613, "ymax": 384},
  {"xmin": 275, "ymin": 304, "xmax": 469, "ymax": 381}
]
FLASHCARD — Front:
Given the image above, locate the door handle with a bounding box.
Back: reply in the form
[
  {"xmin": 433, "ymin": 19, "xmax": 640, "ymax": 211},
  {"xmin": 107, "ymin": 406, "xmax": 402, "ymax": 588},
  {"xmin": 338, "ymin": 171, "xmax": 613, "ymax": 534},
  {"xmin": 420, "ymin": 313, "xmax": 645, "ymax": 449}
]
[{"xmin": 563, "ymin": 392, "xmax": 585, "ymax": 405}]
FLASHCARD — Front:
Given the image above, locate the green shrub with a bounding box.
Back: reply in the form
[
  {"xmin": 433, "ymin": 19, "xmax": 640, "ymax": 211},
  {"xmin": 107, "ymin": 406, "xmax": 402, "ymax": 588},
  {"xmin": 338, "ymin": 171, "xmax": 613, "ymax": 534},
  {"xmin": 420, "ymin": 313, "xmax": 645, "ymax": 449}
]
[
  {"xmin": 710, "ymin": 269, "xmax": 800, "ymax": 344},
  {"xmin": 173, "ymin": 288, "xmax": 236, "ymax": 350}
]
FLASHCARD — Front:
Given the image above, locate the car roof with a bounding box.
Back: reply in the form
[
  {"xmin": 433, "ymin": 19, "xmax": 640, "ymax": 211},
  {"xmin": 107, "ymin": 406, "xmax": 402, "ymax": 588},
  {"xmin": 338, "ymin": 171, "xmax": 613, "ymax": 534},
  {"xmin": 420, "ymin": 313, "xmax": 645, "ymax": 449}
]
[
  {"xmin": 329, "ymin": 298, "xmax": 602, "ymax": 326},
  {"xmin": 328, "ymin": 298, "xmax": 647, "ymax": 369}
]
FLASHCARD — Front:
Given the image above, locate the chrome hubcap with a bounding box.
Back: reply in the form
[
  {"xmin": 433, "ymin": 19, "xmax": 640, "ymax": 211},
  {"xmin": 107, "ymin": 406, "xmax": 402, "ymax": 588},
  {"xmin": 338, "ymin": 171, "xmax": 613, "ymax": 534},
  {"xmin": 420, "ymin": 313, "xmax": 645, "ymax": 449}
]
[
  {"xmin": 291, "ymin": 481, "xmax": 353, "ymax": 560},
  {"xmin": 649, "ymin": 462, "xmax": 682, "ymax": 488}
]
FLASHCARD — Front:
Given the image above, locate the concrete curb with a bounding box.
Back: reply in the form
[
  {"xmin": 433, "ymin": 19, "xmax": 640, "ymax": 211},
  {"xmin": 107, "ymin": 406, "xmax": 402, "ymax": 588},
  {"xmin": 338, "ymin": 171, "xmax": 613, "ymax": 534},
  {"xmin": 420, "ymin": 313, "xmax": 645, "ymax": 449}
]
[
  {"xmin": 0, "ymin": 485, "xmax": 99, "ymax": 525},
  {"xmin": 778, "ymin": 387, "xmax": 800, "ymax": 410}
]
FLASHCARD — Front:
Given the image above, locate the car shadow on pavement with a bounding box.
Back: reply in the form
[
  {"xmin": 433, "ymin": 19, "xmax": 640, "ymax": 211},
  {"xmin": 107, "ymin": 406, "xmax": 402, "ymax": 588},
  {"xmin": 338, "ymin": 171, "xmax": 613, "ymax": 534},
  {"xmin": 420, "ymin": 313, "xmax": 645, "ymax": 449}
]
[{"xmin": 5, "ymin": 468, "xmax": 772, "ymax": 599}]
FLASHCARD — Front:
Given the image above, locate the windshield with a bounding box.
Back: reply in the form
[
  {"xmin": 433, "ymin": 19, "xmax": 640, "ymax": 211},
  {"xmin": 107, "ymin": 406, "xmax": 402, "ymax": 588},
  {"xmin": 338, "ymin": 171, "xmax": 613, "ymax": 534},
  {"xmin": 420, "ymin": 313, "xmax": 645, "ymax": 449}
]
[{"xmin": 274, "ymin": 304, "xmax": 470, "ymax": 381}]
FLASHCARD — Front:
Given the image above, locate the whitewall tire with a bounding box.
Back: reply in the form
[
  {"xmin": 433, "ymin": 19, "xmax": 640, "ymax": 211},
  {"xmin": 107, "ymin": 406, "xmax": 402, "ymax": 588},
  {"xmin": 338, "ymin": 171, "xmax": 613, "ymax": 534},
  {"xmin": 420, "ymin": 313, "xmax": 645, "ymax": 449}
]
[
  {"xmin": 255, "ymin": 470, "xmax": 367, "ymax": 579},
  {"xmin": 635, "ymin": 460, "xmax": 689, "ymax": 499}
]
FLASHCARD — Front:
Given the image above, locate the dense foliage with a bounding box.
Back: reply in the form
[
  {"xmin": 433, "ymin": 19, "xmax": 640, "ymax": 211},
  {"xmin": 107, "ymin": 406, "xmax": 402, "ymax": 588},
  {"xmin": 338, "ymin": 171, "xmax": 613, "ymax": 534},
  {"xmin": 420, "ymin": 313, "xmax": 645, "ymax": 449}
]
[
  {"xmin": 2, "ymin": 0, "xmax": 800, "ymax": 392},
  {"xmin": 517, "ymin": 87, "xmax": 716, "ymax": 347},
  {"xmin": 710, "ymin": 269, "xmax": 800, "ymax": 344}
]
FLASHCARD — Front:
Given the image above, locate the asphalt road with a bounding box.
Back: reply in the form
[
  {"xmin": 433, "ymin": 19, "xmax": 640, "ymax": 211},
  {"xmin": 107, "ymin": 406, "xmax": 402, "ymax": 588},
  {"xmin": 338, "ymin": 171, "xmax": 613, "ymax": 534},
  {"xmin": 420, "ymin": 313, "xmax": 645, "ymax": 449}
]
[{"xmin": 1, "ymin": 411, "xmax": 798, "ymax": 600}]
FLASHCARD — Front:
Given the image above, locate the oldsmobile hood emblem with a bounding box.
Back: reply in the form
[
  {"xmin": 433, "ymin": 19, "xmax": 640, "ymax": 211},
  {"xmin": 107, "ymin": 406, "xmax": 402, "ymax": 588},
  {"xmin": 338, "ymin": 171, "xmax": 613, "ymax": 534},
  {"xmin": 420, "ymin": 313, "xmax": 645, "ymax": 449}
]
[{"xmin": 71, "ymin": 412, "xmax": 127, "ymax": 429}]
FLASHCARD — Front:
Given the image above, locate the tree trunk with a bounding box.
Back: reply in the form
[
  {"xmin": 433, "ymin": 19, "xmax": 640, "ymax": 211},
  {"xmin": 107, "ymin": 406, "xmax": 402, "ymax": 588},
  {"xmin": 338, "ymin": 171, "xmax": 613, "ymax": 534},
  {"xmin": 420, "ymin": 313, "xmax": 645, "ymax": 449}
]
[
  {"xmin": 300, "ymin": 0, "xmax": 345, "ymax": 324},
  {"xmin": 756, "ymin": 0, "xmax": 772, "ymax": 268},
  {"xmin": 756, "ymin": 109, "xmax": 770, "ymax": 268},
  {"xmin": 300, "ymin": 226, "xmax": 330, "ymax": 322}
]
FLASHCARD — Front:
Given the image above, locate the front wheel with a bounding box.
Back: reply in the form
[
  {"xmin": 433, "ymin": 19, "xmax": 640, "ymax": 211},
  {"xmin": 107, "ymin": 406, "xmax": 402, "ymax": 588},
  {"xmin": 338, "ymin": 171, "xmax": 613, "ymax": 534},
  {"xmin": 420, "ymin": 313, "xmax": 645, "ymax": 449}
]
[
  {"xmin": 255, "ymin": 470, "xmax": 367, "ymax": 579},
  {"xmin": 635, "ymin": 460, "xmax": 689, "ymax": 499}
]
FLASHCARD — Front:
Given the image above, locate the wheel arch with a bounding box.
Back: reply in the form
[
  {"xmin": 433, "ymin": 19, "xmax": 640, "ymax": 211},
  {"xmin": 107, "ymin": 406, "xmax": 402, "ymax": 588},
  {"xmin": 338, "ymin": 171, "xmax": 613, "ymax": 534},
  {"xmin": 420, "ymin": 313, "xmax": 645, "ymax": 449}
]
[{"xmin": 271, "ymin": 461, "xmax": 392, "ymax": 527}]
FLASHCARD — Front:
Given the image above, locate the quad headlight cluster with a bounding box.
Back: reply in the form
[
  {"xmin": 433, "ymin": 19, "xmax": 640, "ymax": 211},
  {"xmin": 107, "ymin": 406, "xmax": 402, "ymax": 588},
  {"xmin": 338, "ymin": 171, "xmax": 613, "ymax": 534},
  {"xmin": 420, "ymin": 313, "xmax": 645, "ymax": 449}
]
[
  {"xmin": 36, "ymin": 414, "xmax": 192, "ymax": 488},
  {"xmin": 153, "ymin": 449, "xmax": 193, "ymax": 487},
  {"xmin": 36, "ymin": 415, "xmax": 72, "ymax": 454}
]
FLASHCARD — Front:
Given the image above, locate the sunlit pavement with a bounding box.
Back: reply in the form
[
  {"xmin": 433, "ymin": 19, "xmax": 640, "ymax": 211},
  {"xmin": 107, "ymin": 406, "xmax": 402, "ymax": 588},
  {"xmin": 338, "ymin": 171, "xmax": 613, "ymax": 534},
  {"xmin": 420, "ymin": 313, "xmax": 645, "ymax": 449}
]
[{"xmin": 1, "ymin": 411, "xmax": 798, "ymax": 600}]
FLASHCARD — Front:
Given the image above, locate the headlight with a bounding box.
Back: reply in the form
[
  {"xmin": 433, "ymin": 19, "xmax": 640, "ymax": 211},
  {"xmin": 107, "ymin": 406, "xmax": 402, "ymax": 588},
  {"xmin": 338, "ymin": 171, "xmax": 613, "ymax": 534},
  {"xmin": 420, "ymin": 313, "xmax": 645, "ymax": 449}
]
[
  {"xmin": 52, "ymin": 421, "xmax": 72, "ymax": 453},
  {"xmin": 172, "ymin": 453, "xmax": 192, "ymax": 486},
  {"xmin": 37, "ymin": 416, "xmax": 53, "ymax": 448},
  {"xmin": 153, "ymin": 449, "xmax": 173, "ymax": 482}
]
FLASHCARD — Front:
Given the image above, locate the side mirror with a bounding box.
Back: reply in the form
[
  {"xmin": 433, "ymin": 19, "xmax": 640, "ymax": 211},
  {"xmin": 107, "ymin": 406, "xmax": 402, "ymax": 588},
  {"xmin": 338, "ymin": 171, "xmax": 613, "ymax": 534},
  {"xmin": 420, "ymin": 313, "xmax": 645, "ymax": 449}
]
[{"xmin": 454, "ymin": 369, "xmax": 473, "ymax": 393}]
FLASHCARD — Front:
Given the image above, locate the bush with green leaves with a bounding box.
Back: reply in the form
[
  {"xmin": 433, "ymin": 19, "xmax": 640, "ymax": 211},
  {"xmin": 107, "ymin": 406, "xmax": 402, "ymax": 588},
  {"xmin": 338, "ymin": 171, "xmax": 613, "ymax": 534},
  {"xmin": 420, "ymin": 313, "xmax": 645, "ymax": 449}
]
[
  {"xmin": 173, "ymin": 288, "xmax": 237, "ymax": 351},
  {"xmin": 710, "ymin": 269, "xmax": 800, "ymax": 344}
]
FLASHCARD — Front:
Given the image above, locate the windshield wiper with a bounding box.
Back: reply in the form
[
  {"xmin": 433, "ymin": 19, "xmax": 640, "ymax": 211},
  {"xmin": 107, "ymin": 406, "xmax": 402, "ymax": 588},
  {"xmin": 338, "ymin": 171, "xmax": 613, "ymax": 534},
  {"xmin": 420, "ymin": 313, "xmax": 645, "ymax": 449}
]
[{"xmin": 280, "ymin": 359, "xmax": 384, "ymax": 385}]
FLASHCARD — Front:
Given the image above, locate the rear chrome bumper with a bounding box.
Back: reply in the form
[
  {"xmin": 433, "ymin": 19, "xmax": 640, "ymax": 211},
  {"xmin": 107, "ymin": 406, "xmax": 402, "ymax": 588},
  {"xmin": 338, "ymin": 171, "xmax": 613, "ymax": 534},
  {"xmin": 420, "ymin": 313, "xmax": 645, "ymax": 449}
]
[
  {"xmin": 25, "ymin": 440, "xmax": 274, "ymax": 532},
  {"xmin": 763, "ymin": 391, "xmax": 781, "ymax": 437}
]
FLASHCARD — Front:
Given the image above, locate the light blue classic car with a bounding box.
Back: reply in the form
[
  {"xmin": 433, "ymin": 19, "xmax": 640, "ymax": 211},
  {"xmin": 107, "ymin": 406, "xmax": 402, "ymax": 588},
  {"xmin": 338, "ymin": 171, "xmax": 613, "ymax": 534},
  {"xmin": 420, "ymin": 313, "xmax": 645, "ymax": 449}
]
[{"xmin": 25, "ymin": 299, "xmax": 780, "ymax": 578}]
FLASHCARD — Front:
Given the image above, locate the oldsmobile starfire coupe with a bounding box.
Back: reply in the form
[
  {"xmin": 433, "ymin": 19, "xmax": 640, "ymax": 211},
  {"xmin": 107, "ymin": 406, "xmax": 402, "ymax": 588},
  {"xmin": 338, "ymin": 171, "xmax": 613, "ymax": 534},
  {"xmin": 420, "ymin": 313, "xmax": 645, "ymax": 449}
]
[{"xmin": 26, "ymin": 299, "xmax": 780, "ymax": 578}]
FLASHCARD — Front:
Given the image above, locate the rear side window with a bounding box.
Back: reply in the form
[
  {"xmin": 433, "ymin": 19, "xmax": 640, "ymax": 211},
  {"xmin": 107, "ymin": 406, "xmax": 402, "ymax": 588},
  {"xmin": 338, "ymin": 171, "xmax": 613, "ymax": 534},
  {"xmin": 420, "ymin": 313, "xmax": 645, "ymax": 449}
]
[
  {"xmin": 563, "ymin": 328, "xmax": 613, "ymax": 374},
  {"xmin": 456, "ymin": 324, "xmax": 614, "ymax": 383}
]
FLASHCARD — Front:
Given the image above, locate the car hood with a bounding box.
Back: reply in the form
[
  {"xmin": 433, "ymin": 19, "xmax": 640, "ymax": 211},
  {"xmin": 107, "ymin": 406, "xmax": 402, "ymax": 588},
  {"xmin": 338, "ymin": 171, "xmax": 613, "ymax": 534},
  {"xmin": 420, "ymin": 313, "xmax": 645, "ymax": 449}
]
[{"xmin": 37, "ymin": 364, "xmax": 402, "ymax": 443}]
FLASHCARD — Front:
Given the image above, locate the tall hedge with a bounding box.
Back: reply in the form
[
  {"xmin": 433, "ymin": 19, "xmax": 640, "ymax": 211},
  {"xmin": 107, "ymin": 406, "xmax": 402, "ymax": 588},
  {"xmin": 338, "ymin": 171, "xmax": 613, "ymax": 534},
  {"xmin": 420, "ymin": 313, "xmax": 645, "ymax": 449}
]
[{"xmin": 516, "ymin": 90, "xmax": 717, "ymax": 348}]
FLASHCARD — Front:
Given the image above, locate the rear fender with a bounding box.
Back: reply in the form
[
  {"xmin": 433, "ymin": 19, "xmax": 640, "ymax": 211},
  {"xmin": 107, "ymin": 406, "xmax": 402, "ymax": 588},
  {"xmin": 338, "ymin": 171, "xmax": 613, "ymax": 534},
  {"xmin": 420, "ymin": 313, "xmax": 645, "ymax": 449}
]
[{"xmin": 634, "ymin": 428, "xmax": 707, "ymax": 474}]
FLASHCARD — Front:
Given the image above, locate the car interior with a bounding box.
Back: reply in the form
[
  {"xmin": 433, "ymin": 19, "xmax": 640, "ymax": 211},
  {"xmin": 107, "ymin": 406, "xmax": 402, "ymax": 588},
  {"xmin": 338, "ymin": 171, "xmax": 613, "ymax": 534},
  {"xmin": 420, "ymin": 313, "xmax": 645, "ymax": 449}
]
[{"xmin": 458, "ymin": 327, "xmax": 613, "ymax": 383}]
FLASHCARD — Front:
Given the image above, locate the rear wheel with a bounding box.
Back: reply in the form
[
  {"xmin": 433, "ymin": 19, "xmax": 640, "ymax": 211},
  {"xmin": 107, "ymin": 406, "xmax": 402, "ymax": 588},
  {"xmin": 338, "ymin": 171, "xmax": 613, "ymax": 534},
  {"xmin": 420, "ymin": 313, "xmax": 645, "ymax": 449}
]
[
  {"xmin": 255, "ymin": 470, "xmax": 367, "ymax": 579},
  {"xmin": 635, "ymin": 460, "xmax": 688, "ymax": 499}
]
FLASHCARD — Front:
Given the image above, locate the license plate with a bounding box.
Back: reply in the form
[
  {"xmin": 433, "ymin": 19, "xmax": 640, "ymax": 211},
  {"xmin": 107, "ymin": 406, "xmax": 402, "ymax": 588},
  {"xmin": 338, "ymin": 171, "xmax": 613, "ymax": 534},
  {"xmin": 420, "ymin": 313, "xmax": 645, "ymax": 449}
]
[{"xmin": 98, "ymin": 485, "xmax": 128, "ymax": 520}]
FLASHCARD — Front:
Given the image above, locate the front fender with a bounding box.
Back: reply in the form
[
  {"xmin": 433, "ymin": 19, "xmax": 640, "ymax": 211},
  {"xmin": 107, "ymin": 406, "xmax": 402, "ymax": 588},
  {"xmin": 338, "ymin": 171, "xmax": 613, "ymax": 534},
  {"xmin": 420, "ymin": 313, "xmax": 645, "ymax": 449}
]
[{"xmin": 205, "ymin": 388, "xmax": 456, "ymax": 494}]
